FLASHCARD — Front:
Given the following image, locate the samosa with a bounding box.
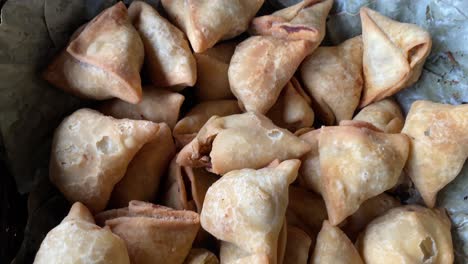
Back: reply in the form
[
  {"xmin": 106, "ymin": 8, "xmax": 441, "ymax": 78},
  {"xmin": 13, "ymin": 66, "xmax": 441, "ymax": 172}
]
[
  {"xmin": 402, "ymin": 100, "xmax": 468, "ymax": 207},
  {"xmin": 177, "ymin": 112, "xmax": 311, "ymax": 175},
  {"xmin": 201, "ymin": 160, "xmax": 300, "ymax": 264},
  {"xmin": 44, "ymin": 2, "xmax": 144, "ymax": 103},
  {"xmin": 49, "ymin": 109, "xmax": 159, "ymax": 212},
  {"xmin": 360, "ymin": 7, "xmax": 432, "ymax": 107},
  {"xmin": 129, "ymin": 1, "xmax": 196, "ymax": 88},
  {"xmin": 161, "ymin": 0, "xmax": 264, "ymax": 52}
]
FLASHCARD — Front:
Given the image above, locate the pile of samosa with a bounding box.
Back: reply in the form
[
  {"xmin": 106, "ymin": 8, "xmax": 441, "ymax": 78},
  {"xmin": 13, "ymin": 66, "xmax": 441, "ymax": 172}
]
[{"xmin": 33, "ymin": 1, "xmax": 466, "ymax": 264}]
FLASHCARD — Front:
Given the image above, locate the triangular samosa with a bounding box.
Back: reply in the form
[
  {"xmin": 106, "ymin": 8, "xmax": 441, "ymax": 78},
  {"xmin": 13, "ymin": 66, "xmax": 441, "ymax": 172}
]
[
  {"xmin": 201, "ymin": 160, "xmax": 300, "ymax": 264},
  {"xmin": 300, "ymin": 36, "xmax": 363, "ymax": 125},
  {"xmin": 228, "ymin": 36, "xmax": 311, "ymax": 113},
  {"xmin": 360, "ymin": 7, "xmax": 432, "ymax": 107},
  {"xmin": 318, "ymin": 125, "xmax": 409, "ymax": 225},
  {"xmin": 49, "ymin": 109, "xmax": 159, "ymax": 212},
  {"xmin": 44, "ymin": 2, "xmax": 144, "ymax": 103},
  {"xmin": 177, "ymin": 112, "xmax": 311, "ymax": 175},
  {"xmin": 161, "ymin": 0, "xmax": 264, "ymax": 52},
  {"xmin": 402, "ymin": 100, "xmax": 468, "ymax": 207},
  {"xmin": 129, "ymin": 1, "xmax": 196, "ymax": 88}
]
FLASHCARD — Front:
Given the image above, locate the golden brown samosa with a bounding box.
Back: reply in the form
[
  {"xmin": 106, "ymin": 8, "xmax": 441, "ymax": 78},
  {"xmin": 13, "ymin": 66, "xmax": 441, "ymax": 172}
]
[
  {"xmin": 360, "ymin": 7, "xmax": 432, "ymax": 107},
  {"xmin": 195, "ymin": 42, "xmax": 237, "ymax": 100},
  {"xmin": 342, "ymin": 193, "xmax": 400, "ymax": 241},
  {"xmin": 300, "ymin": 36, "xmax": 363, "ymax": 125},
  {"xmin": 129, "ymin": 1, "xmax": 196, "ymax": 88},
  {"xmin": 96, "ymin": 201, "xmax": 200, "ymax": 264},
  {"xmin": 177, "ymin": 112, "xmax": 311, "ymax": 175},
  {"xmin": 49, "ymin": 109, "xmax": 159, "ymax": 212},
  {"xmin": 44, "ymin": 2, "xmax": 144, "ymax": 103},
  {"xmin": 229, "ymin": 36, "xmax": 311, "ymax": 113},
  {"xmin": 267, "ymin": 77, "xmax": 315, "ymax": 132},
  {"xmin": 311, "ymin": 221, "xmax": 364, "ymax": 264},
  {"xmin": 100, "ymin": 88, "xmax": 185, "ymax": 129},
  {"xmin": 161, "ymin": 0, "xmax": 264, "ymax": 52},
  {"xmin": 184, "ymin": 248, "xmax": 219, "ymax": 264},
  {"xmin": 357, "ymin": 206, "xmax": 453, "ymax": 264},
  {"xmin": 353, "ymin": 98, "xmax": 404, "ymax": 133},
  {"xmin": 402, "ymin": 100, "xmax": 468, "ymax": 207},
  {"xmin": 283, "ymin": 226, "xmax": 312, "ymax": 264},
  {"xmin": 250, "ymin": 0, "xmax": 333, "ymax": 50},
  {"xmin": 319, "ymin": 125, "xmax": 409, "ymax": 225},
  {"xmin": 201, "ymin": 160, "xmax": 300, "ymax": 264},
  {"xmin": 173, "ymin": 100, "xmax": 241, "ymax": 147},
  {"xmin": 110, "ymin": 123, "xmax": 176, "ymax": 208},
  {"xmin": 34, "ymin": 202, "xmax": 130, "ymax": 264}
]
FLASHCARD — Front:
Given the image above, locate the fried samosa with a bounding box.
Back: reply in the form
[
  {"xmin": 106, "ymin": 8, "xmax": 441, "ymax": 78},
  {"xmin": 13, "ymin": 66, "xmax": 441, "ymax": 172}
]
[
  {"xmin": 100, "ymin": 88, "xmax": 185, "ymax": 129},
  {"xmin": 201, "ymin": 160, "xmax": 300, "ymax": 264},
  {"xmin": 360, "ymin": 7, "xmax": 432, "ymax": 107},
  {"xmin": 96, "ymin": 201, "xmax": 200, "ymax": 264},
  {"xmin": 49, "ymin": 109, "xmax": 159, "ymax": 212},
  {"xmin": 161, "ymin": 0, "xmax": 264, "ymax": 52},
  {"xmin": 34, "ymin": 202, "xmax": 130, "ymax": 264},
  {"xmin": 319, "ymin": 125, "xmax": 409, "ymax": 225},
  {"xmin": 311, "ymin": 221, "xmax": 364, "ymax": 264},
  {"xmin": 300, "ymin": 36, "xmax": 363, "ymax": 125},
  {"xmin": 195, "ymin": 42, "xmax": 237, "ymax": 100},
  {"xmin": 402, "ymin": 100, "xmax": 468, "ymax": 207},
  {"xmin": 44, "ymin": 2, "xmax": 144, "ymax": 103},
  {"xmin": 353, "ymin": 98, "xmax": 404, "ymax": 133},
  {"xmin": 229, "ymin": 36, "xmax": 311, "ymax": 113},
  {"xmin": 184, "ymin": 248, "xmax": 219, "ymax": 264},
  {"xmin": 358, "ymin": 206, "xmax": 453, "ymax": 264},
  {"xmin": 267, "ymin": 77, "xmax": 315, "ymax": 132},
  {"xmin": 177, "ymin": 112, "xmax": 311, "ymax": 175},
  {"xmin": 129, "ymin": 1, "xmax": 196, "ymax": 88},
  {"xmin": 173, "ymin": 100, "xmax": 241, "ymax": 147},
  {"xmin": 342, "ymin": 193, "xmax": 400, "ymax": 241},
  {"xmin": 250, "ymin": 0, "xmax": 333, "ymax": 50},
  {"xmin": 283, "ymin": 226, "xmax": 312, "ymax": 264},
  {"xmin": 110, "ymin": 123, "xmax": 176, "ymax": 208}
]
